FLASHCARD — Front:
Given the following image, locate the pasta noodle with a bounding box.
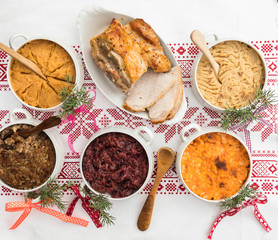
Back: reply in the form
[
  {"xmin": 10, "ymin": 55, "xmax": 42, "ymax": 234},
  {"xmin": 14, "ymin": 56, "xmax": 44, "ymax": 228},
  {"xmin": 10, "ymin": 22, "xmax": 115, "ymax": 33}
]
[{"xmin": 196, "ymin": 41, "xmax": 265, "ymax": 109}]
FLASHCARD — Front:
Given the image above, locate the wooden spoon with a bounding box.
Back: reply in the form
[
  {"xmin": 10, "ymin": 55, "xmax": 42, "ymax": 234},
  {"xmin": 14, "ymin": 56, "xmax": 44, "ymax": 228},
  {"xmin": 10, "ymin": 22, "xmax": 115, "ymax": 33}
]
[
  {"xmin": 0, "ymin": 42, "xmax": 47, "ymax": 80},
  {"xmin": 137, "ymin": 147, "xmax": 175, "ymax": 231},
  {"xmin": 190, "ymin": 30, "xmax": 220, "ymax": 77},
  {"xmin": 17, "ymin": 116, "xmax": 61, "ymax": 138}
]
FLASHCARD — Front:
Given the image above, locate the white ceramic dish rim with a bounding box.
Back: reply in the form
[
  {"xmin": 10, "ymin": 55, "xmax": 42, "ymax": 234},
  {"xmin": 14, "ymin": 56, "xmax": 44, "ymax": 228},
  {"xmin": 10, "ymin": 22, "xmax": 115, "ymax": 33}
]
[
  {"xmin": 0, "ymin": 108, "xmax": 62, "ymax": 193},
  {"xmin": 80, "ymin": 126, "xmax": 154, "ymax": 201},
  {"xmin": 7, "ymin": 34, "xmax": 84, "ymax": 112},
  {"xmin": 77, "ymin": 4, "xmax": 187, "ymax": 125},
  {"xmin": 176, "ymin": 123, "xmax": 252, "ymax": 203},
  {"xmin": 191, "ymin": 34, "xmax": 268, "ymax": 112}
]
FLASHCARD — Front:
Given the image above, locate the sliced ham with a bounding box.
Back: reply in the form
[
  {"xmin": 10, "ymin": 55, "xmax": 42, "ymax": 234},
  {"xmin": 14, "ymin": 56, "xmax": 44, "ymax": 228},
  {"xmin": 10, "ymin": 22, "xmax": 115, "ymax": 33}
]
[
  {"xmin": 148, "ymin": 66, "xmax": 183, "ymax": 123},
  {"xmin": 123, "ymin": 66, "xmax": 180, "ymax": 112}
]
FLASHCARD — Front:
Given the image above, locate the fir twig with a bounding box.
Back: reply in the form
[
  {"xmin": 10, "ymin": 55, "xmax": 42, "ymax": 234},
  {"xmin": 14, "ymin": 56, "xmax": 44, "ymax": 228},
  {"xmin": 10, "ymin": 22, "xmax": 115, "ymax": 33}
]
[
  {"xmin": 221, "ymin": 88, "xmax": 277, "ymax": 130},
  {"xmin": 81, "ymin": 186, "xmax": 115, "ymax": 226},
  {"xmin": 25, "ymin": 178, "xmax": 73, "ymax": 212},
  {"xmin": 219, "ymin": 185, "xmax": 258, "ymax": 211},
  {"xmin": 58, "ymin": 76, "xmax": 93, "ymax": 119}
]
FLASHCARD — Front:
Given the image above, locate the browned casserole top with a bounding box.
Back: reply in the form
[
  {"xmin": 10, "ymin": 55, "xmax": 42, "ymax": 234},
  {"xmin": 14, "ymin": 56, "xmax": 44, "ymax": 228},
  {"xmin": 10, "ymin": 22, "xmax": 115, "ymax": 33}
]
[{"xmin": 181, "ymin": 132, "xmax": 250, "ymax": 200}]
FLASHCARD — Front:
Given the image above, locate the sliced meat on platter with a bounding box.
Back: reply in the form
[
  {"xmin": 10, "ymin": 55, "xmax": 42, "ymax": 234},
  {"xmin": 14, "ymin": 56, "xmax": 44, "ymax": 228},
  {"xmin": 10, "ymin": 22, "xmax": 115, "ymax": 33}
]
[
  {"xmin": 123, "ymin": 66, "xmax": 181, "ymax": 112},
  {"xmin": 148, "ymin": 67, "xmax": 183, "ymax": 123}
]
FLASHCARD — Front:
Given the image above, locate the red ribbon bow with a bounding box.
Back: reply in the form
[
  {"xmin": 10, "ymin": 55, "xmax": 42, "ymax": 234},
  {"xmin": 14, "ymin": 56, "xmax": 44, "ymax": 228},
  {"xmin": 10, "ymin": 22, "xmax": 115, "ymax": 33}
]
[
  {"xmin": 66, "ymin": 185, "xmax": 102, "ymax": 228},
  {"xmin": 5, "ymin": 198, "xmax": 89, "ymax": 229},
  {"xmin": 208, "ymin": 194, "xmax": 272, "ymax": 239}
]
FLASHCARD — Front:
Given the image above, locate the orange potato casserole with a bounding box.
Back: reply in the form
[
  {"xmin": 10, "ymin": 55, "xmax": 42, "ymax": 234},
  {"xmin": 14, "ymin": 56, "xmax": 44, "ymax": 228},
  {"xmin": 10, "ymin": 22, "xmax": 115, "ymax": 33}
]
[{"xmin": 181, "ymin": 132, "xmax": 250, "ymax": 200}]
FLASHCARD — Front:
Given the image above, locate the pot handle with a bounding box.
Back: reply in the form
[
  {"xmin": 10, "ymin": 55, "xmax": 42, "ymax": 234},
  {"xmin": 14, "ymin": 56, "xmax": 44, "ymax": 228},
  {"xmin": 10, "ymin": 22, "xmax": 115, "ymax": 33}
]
[
  {"xmin": 203, "ymin": 32, "xmax": 219, "ymax": 43},
  {"xmin": 9, "ymin": 34, "xmax": 29, "ymax": 50},
  {"xmin": 10, "ymin": 108, "xmax": 32, "ymax": 123},
  {"xmin": 180, "ymin": 123, "xmax": 201, "ymax": 142},
  {"xmin": 134, "ymin": 126, "xmax": 154, "ymax": 146}
]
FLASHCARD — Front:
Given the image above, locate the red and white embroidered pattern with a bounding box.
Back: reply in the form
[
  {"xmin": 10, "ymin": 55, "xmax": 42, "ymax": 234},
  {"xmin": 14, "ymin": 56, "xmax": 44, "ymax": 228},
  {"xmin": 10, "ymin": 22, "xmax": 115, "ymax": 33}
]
[{"xmin": 0, "ymin": 40, "xmax": 277, "ymax": 196}]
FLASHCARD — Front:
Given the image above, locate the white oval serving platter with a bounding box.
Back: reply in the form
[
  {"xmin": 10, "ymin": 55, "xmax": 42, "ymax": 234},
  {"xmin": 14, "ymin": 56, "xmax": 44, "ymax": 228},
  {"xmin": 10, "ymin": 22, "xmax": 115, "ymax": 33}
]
[{"xmin": 77, "ymin": 4, "xmax": 187, "ymax": 124}]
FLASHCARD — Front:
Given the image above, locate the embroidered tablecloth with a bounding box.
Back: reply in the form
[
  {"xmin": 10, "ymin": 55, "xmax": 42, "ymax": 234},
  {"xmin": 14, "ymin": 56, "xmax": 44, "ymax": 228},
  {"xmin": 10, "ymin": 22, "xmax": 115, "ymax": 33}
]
[{"xmin": 0, "ymin": 1, "xmax": 277, "ymax": 240}]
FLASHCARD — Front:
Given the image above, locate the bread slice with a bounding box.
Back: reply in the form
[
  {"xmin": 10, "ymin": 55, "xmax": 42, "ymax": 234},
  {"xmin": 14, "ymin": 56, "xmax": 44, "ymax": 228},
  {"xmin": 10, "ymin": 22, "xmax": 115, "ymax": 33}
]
[
  {"xmin": 148, "ymin": 66, "xmax": 183, "ymax": 123},
  {"xmin": 123, "ymin": 66, "xmax": 180, "ymax": 112}
]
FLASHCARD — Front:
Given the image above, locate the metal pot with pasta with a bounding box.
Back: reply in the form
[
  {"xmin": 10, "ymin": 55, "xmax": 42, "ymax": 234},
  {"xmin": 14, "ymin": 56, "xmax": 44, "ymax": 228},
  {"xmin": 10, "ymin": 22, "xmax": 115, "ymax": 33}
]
[{"xmin": 191, "ymin": 34, "xmax": 267, "ymax": 111}]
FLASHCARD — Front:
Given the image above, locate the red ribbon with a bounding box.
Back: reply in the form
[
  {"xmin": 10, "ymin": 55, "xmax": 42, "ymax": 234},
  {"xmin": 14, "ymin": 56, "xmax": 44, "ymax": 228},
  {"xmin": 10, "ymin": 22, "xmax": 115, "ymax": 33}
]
[
  {"xmin": 208, "ymin": 194, "xmax": 271, "ymax": 239},
  {"xmin": 66, "ymin": 185, "xmax": 102, "ymax": 228},
  {"xmin": 61, "ymin": 89, "xmax": 97, "ymax": 154},
  {"xmin": 5, "ymin": 198, "xmax": 89, "ymax": 229}
]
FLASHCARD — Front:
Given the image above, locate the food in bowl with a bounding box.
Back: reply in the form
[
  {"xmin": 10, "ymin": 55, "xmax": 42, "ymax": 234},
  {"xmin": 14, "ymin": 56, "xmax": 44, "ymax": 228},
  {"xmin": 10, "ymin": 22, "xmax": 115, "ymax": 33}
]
[
  {"xmin": 0, "ymin": 124, "xmax": 56, "ymax": 190},
  {"xmin": 82, "ymin": 132, "xmax": 149, "ymax": 198},
  {"xmin": 181, "ymin": 132, "xmax": 250, "ymax": 200},
  {"xmin": 90, "ymin": 18, "xmax": 183, "ymax": 123},
  {"xmin": 9, "ymin": 39, "xmax": 76, "ymax": 108},
  {"xmin": 196, "ymin": 41, "xmax": 265, "ymax": 109}
]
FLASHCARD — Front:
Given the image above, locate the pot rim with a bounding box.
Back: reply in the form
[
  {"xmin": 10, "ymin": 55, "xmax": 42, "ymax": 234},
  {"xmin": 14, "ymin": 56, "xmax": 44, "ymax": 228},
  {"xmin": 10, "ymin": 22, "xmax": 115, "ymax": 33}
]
[
  {"xmin": 0, "ymin": 109, "xmax": 61, "ymax": 193},
  {"xmin": 80, "ymin": 126, "xmax": 154, "ymax": 201},
  {"xmin": 7, "ymin": 34, "xmax": 83, "ymax": 112},
  {"xmin": 191, "ymin": 35, "xmax": 268, "ymax": 112},
  {"xmin": 176, "ymin": 124, "xmax": 252, "ymax": 203}
]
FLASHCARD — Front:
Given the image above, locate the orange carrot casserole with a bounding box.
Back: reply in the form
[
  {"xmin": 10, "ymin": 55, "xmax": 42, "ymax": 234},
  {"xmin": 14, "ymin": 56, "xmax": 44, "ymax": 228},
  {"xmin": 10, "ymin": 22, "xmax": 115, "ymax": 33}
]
[{"xmin": 181, "ymin": 132, "xmax": 250, "ymax": 200}]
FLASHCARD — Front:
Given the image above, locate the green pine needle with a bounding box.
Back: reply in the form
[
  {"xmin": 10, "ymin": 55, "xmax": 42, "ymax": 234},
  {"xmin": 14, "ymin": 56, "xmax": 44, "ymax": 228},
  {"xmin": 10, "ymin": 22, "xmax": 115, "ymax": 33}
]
[
  {"xmin": 81, "ymin": 186, "xmax": 115, "ymax": 226},
  {"xmin": 58, "ymin": 76, "xmax": 93, "ymax": 119},
  {"xmin": 219, "ymin": 184, "xmax": 258, "ymax": 211},
  {"xmin": 25, "ymin": 178, "xmax": 73, "ymax": 212},
  {"xmin": 221, "ymin": 88, "xmax": 277, "ymax": 131}
]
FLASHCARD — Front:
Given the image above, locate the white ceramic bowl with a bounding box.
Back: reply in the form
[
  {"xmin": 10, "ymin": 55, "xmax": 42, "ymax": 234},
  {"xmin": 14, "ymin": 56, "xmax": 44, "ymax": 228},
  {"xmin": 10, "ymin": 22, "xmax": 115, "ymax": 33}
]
[
  {"xmin": 80, "ymin": 126, "xmax": 154, "ymax": 201},
  {"xmin": 176, "ymin": 123, "xmax": 252, "ymax": 203},
  {"xmin": 7, "ymin": 34, "xmax": 84, "ymax": 112},
  {"xmin": 191, "ymin": 33, "xmax": 268, "ymax": 112},
  {"xmin": 0, "ymin": 108, "xmax": 62, "ymax": 193}
]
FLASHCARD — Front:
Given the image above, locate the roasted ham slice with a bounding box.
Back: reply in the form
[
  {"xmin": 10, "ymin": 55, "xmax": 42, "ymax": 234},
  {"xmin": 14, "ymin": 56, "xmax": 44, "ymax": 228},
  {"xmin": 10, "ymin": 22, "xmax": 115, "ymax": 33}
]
[
  {"xmin": 148, "ymin": 66, "xmax": 183, "ymax": 123},
  {"xmin": 123, "ymin": 66, "xmax": 181, "ymax": 112}
]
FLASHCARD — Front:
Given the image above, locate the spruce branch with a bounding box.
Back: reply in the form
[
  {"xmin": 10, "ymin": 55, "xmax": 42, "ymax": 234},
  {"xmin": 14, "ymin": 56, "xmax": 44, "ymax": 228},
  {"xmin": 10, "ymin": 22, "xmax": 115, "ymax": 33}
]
[
  {"xmin": 58, "ymin": 76, "xmax": 93, "ymax": 119},
  {"xmin": 25, "ymin": 178, "xmax": 73, "ymax": 212},
  {"xmin": 221, "ymin": 88, "xmax": 277, "ymax": 130},
  {"xmin": 219, "ymin": 184, "xmax": 258, "ymax": 211},
  {"xmin": 81, "ymin": 186, "xmax": 115, "ymax": 226}
]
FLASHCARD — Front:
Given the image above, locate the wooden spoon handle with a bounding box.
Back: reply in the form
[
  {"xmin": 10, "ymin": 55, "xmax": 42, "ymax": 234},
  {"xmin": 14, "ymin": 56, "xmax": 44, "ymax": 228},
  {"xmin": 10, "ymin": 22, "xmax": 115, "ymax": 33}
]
[
  {"xmin": 190, "ymin": 30, "xmax": 219, "ymax": 76},
  {"xmin": 33, "ymin": 116, "xmax": 62, "ymax": 131},
  {"xmin": 18, "ymin": 116, "xmax": 61, "ymax": 138},
  {"xmin": 0, "ymin": 42, "xmax": 47, "ymax": 80},
  {"xmin": 137, "ymin": 175, "xmax": 163, "ymax": 231},
  {"xmin": 137, "ymin": 192, "xmax": 156, "ymax": 231}
]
